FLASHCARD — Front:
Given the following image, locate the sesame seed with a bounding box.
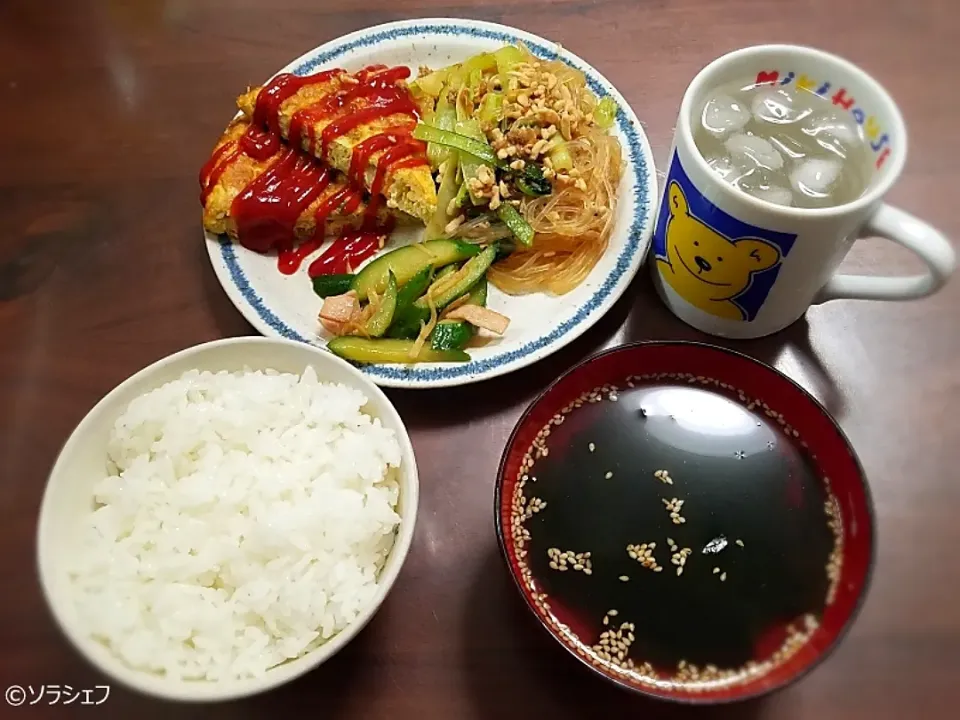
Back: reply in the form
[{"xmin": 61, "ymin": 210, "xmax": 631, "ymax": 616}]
[
  {"xmin": 588, "ymin": 442, "xmax": 595, "ymax": 452},
  {"xmin": 736, "ymin": 539, "xmax": 744, "ymax": 547},
  {"xmin": 619, "ymin": 575, "xmax": 629, "ymax": 582},
  {"xmin": 713, "ymin": 567, "xmax": 720, "ymax": 574},
  {"xmin": 654, "ymin": 566, "xmax": 662, "ymax": 572},
  {"xmin": 720, "ymin": 572, "xmax": 727, "ymax": 581},
  {"xmin": 607, "ymin": 609, "xmax": 618, "ymax": 617},
  {"xmin": 605, "ymin": 471, "xmax": 613, "ymax": 479},
  {"xmin": 677, "ymin": 567, "xmax": 683, "ymax": 576}
]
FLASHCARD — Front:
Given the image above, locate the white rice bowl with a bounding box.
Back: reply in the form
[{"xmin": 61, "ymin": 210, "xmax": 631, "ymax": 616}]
[
  {"xmin": 37, "ymin": 337, "xmax": 418, "ymax": 701},
  {"xmin": 71, "ymin": 367, "xmax": 401, "ymax": 681}
]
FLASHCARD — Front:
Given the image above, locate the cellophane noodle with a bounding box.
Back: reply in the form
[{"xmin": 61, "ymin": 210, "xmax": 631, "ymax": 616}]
[
  {"xmin": 410, "ymin": 286, "xmax": 438, "ymax": 359},
  {"xmin": 489, "ymin": 128, "xmax": 622, "ymax": 295}
]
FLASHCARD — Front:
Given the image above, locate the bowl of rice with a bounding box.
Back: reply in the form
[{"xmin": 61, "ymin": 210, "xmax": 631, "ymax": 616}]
[{"xmin": 36, "ymin": 337, "xmax": 418, "ymax": 702}]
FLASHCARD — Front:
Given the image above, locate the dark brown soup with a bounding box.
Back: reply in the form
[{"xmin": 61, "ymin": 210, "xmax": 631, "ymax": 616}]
[{"xmin": 518, "ymin": 380, "xmax": 839, "ymax": 685}]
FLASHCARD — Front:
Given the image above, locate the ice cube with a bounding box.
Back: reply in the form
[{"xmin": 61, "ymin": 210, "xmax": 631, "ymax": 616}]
[
  {"xmin": 802, "ymin": 109, "xmax": 862, "ymax": 159},
  {"xmin": 704, "ymin": 153, "xmax": 737, "ymax": 181},
  {"xmin": 725, "ymin": 133, "xmax": 785, "ymax": 171},
  {"xmin": 790, "ymin": 158, "xmax": 842, "ymax": 198},
  {"xmin": 736, "ymin": 165, "xmax": 791, "ymax": 199},
  {"xmin": 769, "ymin": 133, "xmax": 808, "ymax": 161},
  {"xmin": 749, "ymin": 186, "xmax": 794, "ymax": 207},
  {"xmin": 751, "ymin": 87, "xmax": 814, "ymax": 125},
  {"xmin": 701, "ymin": 93, "xmax": 750, "ymax": 138}
]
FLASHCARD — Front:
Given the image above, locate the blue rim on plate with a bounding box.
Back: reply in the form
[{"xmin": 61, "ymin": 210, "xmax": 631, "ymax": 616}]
[{"xmin": 213, "ymin": 19, "xmax": 656, "ymax": 387}]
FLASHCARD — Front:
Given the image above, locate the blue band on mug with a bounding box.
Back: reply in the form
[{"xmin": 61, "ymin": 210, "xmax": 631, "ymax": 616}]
[{"xmin": 652, "ymin": 155, "xmax": 798, "ymax": 322}]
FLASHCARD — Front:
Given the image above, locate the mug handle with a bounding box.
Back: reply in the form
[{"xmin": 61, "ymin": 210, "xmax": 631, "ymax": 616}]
[{"xmin": 816, "ymin": 203, "xmax": 956, "ymax": 302}]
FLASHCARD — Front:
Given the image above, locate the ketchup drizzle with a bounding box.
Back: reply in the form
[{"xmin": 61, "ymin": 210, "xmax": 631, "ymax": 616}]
[
  {"xmin": 199, "ymin": 141, "xmax": 240, "ymax": 203},
  {"xmin": 201, "ymin": 64, "xmax": 428, "ymax": 277},
  {"xmin": 231, "ymin": 151, "xmax": 330, "ymax": 253},
  {"xmin": 238, "ymin": 124, "xmax": 281, "ymax": 161},
  {"xmin": 307, "ymin": 229, "xmax": 387, "ymax": 277},
  {"xmin": 277, "ymin": 237, "xmax": 326, "ymax": 275},
  {"xmin": 318, "ymin": 92, "xmax": 420, "ymax": 162},
  {"xmin": 288, "ymin": 66, "xmax": 414, "ymax": 154},
  {"xmin": 252, "ymin": 69, "xmax": 344, "ymax": 133},
  {"xmin": 311, "ymin": 184, "xmax": 363, "ymax": 237}
]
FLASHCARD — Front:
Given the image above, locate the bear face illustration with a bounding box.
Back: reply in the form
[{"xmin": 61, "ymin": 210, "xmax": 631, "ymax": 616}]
[{"xmin": 657, "ymin": 182, "xmax": 781, "ymax": 320}]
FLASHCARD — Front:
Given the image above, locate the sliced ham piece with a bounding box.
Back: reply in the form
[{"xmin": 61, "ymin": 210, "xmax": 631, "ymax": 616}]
[
  {"xmin": 444, "ymin": 304, "xmax": 510, "ymax": 335},
  {"xmin": 319, "ymin": 290, "xmax": 360, "ymax": 335}
]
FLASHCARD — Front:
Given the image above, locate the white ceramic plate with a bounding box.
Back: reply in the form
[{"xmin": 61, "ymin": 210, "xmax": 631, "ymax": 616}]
[{"xmin": 205, "ymin": 18, "xmax": 657, "ymax": 388}]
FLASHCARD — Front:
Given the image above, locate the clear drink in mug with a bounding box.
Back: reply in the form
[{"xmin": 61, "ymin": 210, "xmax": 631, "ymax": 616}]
[{"xmin": 694, "ymin": 79, "xmax": 872, "ymax": 209}]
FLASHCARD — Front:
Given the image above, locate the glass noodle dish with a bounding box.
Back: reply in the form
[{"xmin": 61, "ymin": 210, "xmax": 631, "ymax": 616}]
[{"xmin": 411, "ymin": 44, "xmax": 623, "ymax": 296}]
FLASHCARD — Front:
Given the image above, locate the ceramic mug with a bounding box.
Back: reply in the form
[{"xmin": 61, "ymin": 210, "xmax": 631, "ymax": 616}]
[{"xmin": 651, "ymin": 45, "xmax": 956, "ymax": 339}]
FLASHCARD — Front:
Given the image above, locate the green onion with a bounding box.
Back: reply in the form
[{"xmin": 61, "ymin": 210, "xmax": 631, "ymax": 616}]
[
  {"xmin": 496, "ymin": 203, "xmax": 534, "ymax": 247},
  {"xmin": 455, "ymin": 86, "xmax": 472, "ymax": 124},
  {"xmin": 438, "ymin": 52, "xmax": 497, "ymax": 94},
  {"xmin": 594, "ymin": 96, "xmax": 618, "ymax": 129},
  {"xmin": 468, "ymin": 67, "xmax": 483, "ymax": 90},
  {"xmin": 494, "ymin": 45, "xmax": 526, "ymax": 89},
  {"xmin": 416, "ymin": 69, "xmax": 449, "ymax": 98},
  {"xmin": 548, "ymin": 141, "xmax": 574, "ymax": 172},
  {"xmin": 461, "ymin": 51, "xmax": 498, "ymax": 76},
  {"xmin": 478, "ymin": 92, "xmax": 503, "ymax": 125}
]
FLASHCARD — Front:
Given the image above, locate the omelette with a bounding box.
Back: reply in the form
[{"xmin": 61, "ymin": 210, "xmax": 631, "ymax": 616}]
[
  {"xmin": 201, "ymin": 117, "xmax": 407, "ymax": 246},
  {"xmin": 236, "ymin": 65, "xmax": 438, "ymax": 224}
]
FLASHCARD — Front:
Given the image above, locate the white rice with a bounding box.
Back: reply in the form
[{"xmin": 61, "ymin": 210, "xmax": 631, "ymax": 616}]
[{"xmin": 69, "ymin": 366, "xmax": 402, "ymax": 681}]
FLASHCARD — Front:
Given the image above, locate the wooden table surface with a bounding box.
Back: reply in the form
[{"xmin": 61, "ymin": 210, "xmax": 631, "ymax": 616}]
[{"xmin": 2, "ymin": 0, "xmax": 958, "ymax": 717}]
